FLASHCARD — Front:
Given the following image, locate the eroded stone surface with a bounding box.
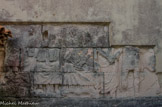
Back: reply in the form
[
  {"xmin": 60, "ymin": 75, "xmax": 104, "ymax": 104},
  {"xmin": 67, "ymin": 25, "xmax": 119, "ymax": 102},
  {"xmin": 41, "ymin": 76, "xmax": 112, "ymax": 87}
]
[
  {"xmin": 94, "ymin": 47, "xmax": 160, "ymax": 98},
  {"xmin": 0, "ymin": 24, "xmax": 160, "ymax": 99},
  {"xmin": 4, "ymin": 25, "xmax": 41, "ymax": 70},
  {"xmin": 32, "ymin": 72, "xmax": 62, "ymax": 97},
  {"xmin": 94, "ymin": 48, "xmax": 122, "ymax": 97},
  {"xmin": 62, "ymin": 72, "xmax": 103, "ymax": 98},
  {"xmin": 24, "ymin": 48, "xmax": 60, "ymax": 72},
  {"xmin": 120, "ymin": 46, "xmax": 140, "ymax": 92},
  {"xmin": 34, "ymin": 72, "xmax": 62, "ymax": 85},
  {"xmin": 4, "ymin": 25, "xmax": 41, "ymax": 48},
  {"xmin": 43, "ymin": 25, "xmax": 109, "ymax": 47},
  {"xmin": 61, "ymin": 48, "xmax": 94, "ymax": 72},
  {"xmin": 0, "ymin": 70, "xmax": 30, "ymax": 97}
]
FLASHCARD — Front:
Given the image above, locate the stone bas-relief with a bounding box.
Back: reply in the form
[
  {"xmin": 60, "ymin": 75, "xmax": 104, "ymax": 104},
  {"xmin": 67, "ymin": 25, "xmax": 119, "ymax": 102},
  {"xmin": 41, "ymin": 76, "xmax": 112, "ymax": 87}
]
[
  {"xmin": 32, "ymin": 72, "xmax": 104, "ymax": 98},
  {"xmin": 94, "ymin": 48, "xmax": 122, "ymax": 97},
  {"xmin": 62, "ymin": 48, "xmax": 94, "ymax": 72},
  {"xmin": 0, "ymin": 71, "xmax": 30, "ymax": 97},
  {"xmin": 94, "ymin": 46, "xmax": 160, "ymax": 98},
  {"xmin": 32, "ymin": 72, "xmax": 62, "ymax": 97},
  {"xmin": 24, "ymin": 46, "xmax": 160, "ymax": 98},
  {"xmin": 62, "ymin": 72, "xmax": 104, "ymax": 98},
  {"xmin": 24, "ymin": 48, "xmax": 60, "ymax": 72},
  {"xmin": 43, "ymin": 24, "xmax": 109, "ymax": 47},
  {"xmin": 26, "ymin": 48, "xmax": 104, "ymax": 98},
  {"xmin": 0, "ymin": 24, "xmax": 161, "ymax": 99},
  {"xmin": 4, "ymin": 25, "xmax": 42, "ymax": 71}
]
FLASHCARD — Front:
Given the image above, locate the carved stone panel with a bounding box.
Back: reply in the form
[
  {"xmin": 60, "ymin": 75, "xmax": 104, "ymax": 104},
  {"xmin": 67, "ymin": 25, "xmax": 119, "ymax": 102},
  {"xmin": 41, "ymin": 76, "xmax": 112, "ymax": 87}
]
[
  {"xmin": 62, "ymin": 72, "xmax": 104, "ymax": 98},
  {"xmin": 5, "ymin": 48, "xmax": 21, "ymax": 69},
  {"xmin": 32, "ymin": 72, "xmax": 62, "ymax": 97},
  {"xmin": 43, "ymin": 24, "xmax": 109, "ymax": 47},
  {"xmin": 117, "ymin": 47, "xmax": 160, "ymax": 97},
  {"xmin": 4, "ymin": 25, "xmax": 42, "ymax": 48},
  {"xmin": 1, "ymin": 23, "xmax": 161, "ymax": 99},
  {"xmin": 94, "ymin": 48, "xmax": 122, "ymax": 97},
  {"xmin": 94, "ymin": 47, "xmax": 160, "ymax": 98},
  {"xmin": 24, "ymin": 48, "xmax": 60, "ymax": 72},
  {"xmin": 0, "ymin": 71, "xmax": 31, "ymax": 97},
  {"xmin": 3, "ymin": 25, "xmax": 42, "ymax": 71},
  {"xmin": 137, "ymin": 48, "xmax": 160, "ymax": 97},
  {"xmin": 61, "ymin": 48, "xmax": 94, "ymax": 73}
]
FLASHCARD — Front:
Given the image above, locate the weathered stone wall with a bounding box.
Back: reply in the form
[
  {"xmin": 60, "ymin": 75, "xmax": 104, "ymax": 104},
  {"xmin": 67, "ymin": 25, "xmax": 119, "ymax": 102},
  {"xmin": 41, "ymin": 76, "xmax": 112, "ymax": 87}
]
[
  {"xmin": 0, "ymin": 0, "xmax": 162, "ymax": 106},
  {"xmin": 0, "ymin": 23, "xmax": 161, "ymax": 104}
]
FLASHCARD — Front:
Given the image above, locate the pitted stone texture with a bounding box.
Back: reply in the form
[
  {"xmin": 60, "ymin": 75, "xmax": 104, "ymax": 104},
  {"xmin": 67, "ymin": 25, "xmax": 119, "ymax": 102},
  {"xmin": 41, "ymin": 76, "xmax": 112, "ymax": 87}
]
[
  {"xmin": 120, "ymin": 46, "xmax": 140, "ymax": 91},
  {"xmin": 118, "ymin": 47, "xmax": 159, "ymax": 97},
  {"xmin": 24, "ymin": 48, "xmax": 60, "ymax": 72},
  {"xmin": 94, "ymin": 48, "xmax": 122, "ymax": 97},
  {"xmin": 5, "ymin": 48, "xmax": 21, "ymax": 68},
  {"xmin": 0, "ymin": 71, "xmax": 30, "ymax": 97},
  {"xmin": 4, "ymin": 25, "xmax": 41, "ymax": 68},
  {"xmin": 32, "ymin": 72, "xmax": 62, "ymax": 97},
  {"xmin": 61, "ymin": 48, "xmax": 94, "ymax": 73},
  {"xmin": 4, "ymin": 25, "xmax": 42, "ymax": 48},
  {"xmin": 140, "ymin": 49, "xmax": 156, "ymax": 72},
  {"xmin": 0, "ymin": 0, "xmax": 160, "ymax": 46},
  {"xmin": 94, "ymin": 48, "xmax": 122, "ymax": 72},
  {"xmin": 62, "ymin": 72, "xmax": 103, "ymax": 98},
  {"xmin": 94, "ymin": 47, "xmax": 160, "ymax": 98},
  {"xmin": 137, "ymin": 48, "xmax": 160, "ymax": 96},
  {"xmin": 34, "ymin": 72, "xmax": 62, "ymax": 85},
  {"xmin": 43, "ymin": 25, "xmax": 109, "ymax": 47}
]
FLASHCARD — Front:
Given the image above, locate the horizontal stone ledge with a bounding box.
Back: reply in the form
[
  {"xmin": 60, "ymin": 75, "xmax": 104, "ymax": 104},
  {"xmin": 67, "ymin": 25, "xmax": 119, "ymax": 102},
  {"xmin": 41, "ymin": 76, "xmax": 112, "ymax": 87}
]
[
  {"xmin": 0, "ymin": 96, "xmax": 162, "ymax": 107},
  {"xmin": 0, "ymin": 22, "xmax": 110, "ymax": 25}
]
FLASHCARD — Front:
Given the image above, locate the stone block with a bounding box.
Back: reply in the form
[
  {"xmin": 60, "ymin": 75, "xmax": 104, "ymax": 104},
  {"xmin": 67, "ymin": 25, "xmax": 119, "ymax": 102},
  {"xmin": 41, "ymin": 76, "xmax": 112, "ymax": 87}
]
[
  {"xmin": 62, "ymin": 72, "xmax": 104, "ymax": 98},
  {"xmin": 36, "ymin": 48, "xmax": 47, "ymax": 62},
  {"xmin": 3, "ymin": 25, "xmax": 41, "ymax": 69},
  {"xmin": 120, "ymin": 46, "xmax": 140, "ymax": 91},
  {"xmin": 24, "ymin": 48, "xmax": 60, "ymax": 72},
  {"xmin": 34, "ymin": 72, "xmax": 62, "ymax": 85},
  {"xmin": 4, "ymin": 25, "xmax": 42, "ymax": 48},
  {"xmin": 94, "ymin": 48, "xmax": 122, "ymax": 72},
  {"xmin": 32, "ymin": 72, "xmax": 62, "ymax": 97},
  {"xmin": 117, "ymin": 47, "xmax": 160, "ymax": 98},
  {"xmin": 27, "ymin": 48, "xmax": 35, "ymax": 57},
  {"xmin": 48, "ymin": 48, "xmax": 60, "ymax": 62},
  {"xmin": 93, "ymin": 47, "xmax": 160, "ymax": 98},
  {"xmin": 61, "ymin": 48, "xmax": 94, "ymax": 72},
  {"xmin": 43, "ymin": 25, "xmax": 109, "ymax": 47},
  {"xmin": 5, "ymin": 48, "xmax": 21, "ymax": 68},
  {"xmin": 0, "ymin": 72, "xmax": 31, "ymax": 97},
  {"xmin": 93, "ymin": 48, "xmax": 122, "ymax": 97},
  {"xmin": 0, "ymin": 0, "xmax": 161, "ymax": 46}
]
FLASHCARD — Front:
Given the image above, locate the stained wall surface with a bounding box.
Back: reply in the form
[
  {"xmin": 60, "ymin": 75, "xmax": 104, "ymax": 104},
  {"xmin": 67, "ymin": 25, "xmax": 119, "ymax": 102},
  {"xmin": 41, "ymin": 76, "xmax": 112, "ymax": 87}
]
[{"xmin": 0, "ymin": 0, "xmax": 162, "ymax": 103}]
